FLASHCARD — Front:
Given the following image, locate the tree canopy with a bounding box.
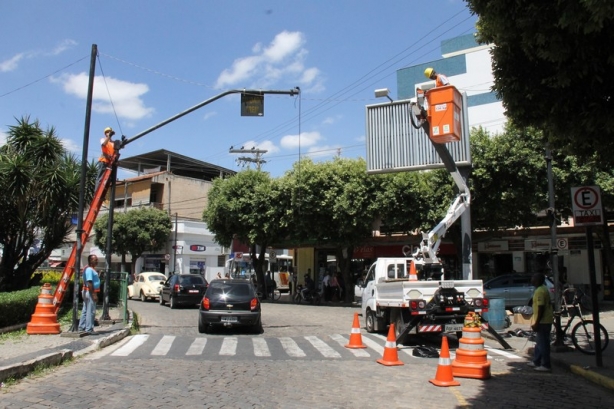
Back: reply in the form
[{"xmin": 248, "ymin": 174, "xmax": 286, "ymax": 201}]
[
  {"xmin": 94, "ymin": 207, "xmax": 172, "ymax": 273},
  {"xmin": 0, "ymin": 117, "xmax": 88, "ymax": 291},
  {"xmin": 465, "ymin": 0, "xmax": 614, "ymax": 164}
]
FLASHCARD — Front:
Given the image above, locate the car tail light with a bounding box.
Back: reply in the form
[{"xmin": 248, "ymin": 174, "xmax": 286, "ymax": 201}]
[
  {"xmin": 173, "ymin": 284, "xmax": 180, "ymax": 293},
  {"xmin": 202, "ymin": 297, "xmax": 210, "ymax": 310},
  {"xmin": 250, "ymin": 298, "xmax": 259, "ymax": 311}
]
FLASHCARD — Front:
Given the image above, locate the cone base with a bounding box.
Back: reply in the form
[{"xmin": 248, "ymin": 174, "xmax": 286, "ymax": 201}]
[
  {"xmin": 345, "ymin": 344, "xmax": 367, "ymax": 349},
  {"xmin": 377, "ymin": 358, "xmax": 404, "ymax": 366},
  {"xmin": 452, "ymin": 361, "xmax": 492, "ymax": 380},
  {"xmin": 26, "ymin": 323, "xmax": 61, "ymax": 335},
  {"xmin": 429, "ymin": 377, "xmax": 460, "ymax": 387}
]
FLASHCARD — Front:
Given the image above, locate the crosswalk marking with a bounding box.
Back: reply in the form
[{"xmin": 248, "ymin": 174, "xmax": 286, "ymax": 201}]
[
  {"xmin": 253, "ymin": 338, "xmax": 270, "ymax": 357},
  {"xmin": 330, "ymin": 334, "xmax": 370, "ymax": 357},
  {"xmin": 186, "ymin": 338, "xmax": 207, "ymax": 355},
  {"xmin": 220, "ymin": 337, "xmax": 238, "ymax": 355},
  {"xmin": 111, "ymin": 334, "xmax": 149, "ymax": 356},
  {"xmin": 151, "ymin": 335, "xmax": 175, "ymax": 356},
  {"xmin": 305, "ymin": 336, "xmax": 341, "ymax": 358},
  {"xmin": 279, "ymin": 336, "xmax": 306, "ymax": 357}
]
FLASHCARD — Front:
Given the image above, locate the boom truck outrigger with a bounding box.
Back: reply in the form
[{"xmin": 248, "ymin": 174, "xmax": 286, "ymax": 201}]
[
  {"xmin": 359, "ymin": 83, "xmax": 489, "ymax": 343},
  {"xmin": 27, "ymin": 88, "xmax": 299, "ymax": 334}
]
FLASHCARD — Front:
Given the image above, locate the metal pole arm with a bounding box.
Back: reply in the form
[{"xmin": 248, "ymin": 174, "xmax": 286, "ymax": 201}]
[{"xmin": 121, "ymin": 88, "xmax": 300, "ymax": 148}]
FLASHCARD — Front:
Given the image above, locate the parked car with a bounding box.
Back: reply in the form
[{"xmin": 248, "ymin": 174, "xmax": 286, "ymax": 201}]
[
  {"xmin": 198, "ymin": 279, "xmax": 262, "ymax": 334},
  {"xmin": 159, "ymin": 274, "xmax": 208, "ymax": 309},
  {"xmin": 129, "ymin": 272, "xmax": 167, "ymax": 302},
  {"xmin": 483, "ymin": 273, "xmax": 554, "ymax": 308}
]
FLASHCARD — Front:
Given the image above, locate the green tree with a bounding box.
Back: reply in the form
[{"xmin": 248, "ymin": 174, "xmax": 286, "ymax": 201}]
[
  {"xmin": 282, "ymin": 158, "xmax": 377, "ymax": 301},
  {"xmin": 94, "ymin": 207, "xmax": 172, "ymax": 274},
  {"xmin": 0, "ymin": 117, "xmax": 87, "ymax": 291},
  {"xmin": 203, "ymin": 170, "xmax": 286, "ymax": 293},
  {"xmin": 465, "ymin": 0, "xmax": 614, "ymax": 164}
]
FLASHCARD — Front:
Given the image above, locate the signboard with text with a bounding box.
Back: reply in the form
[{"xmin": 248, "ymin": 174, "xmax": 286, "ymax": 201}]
[
  {"xmin": 241, "ymin": 92, "xmax": 264, "ymax": 116},
  {"xmin": 571, "ymin": 186, "xmax": 603, "ymax": 226}
]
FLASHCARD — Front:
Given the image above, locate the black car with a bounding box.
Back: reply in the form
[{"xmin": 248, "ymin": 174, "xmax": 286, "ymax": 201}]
[
  {"xmin": 198, "ymin": 279, "xmax": 262, "ymax": 334},
  {"xmin": 159, "ymin": 274, "xmax": 208, "ymax": 309}
]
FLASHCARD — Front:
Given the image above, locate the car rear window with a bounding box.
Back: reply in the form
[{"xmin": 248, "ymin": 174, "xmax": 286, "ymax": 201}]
[
  {"xmin": 148, "ymin": 275, "xmax": 166, "ymax": 282},
  {"xmin": 208, "ymin": 282, "xmax": 252, "ymax": 297},
  {"xmin": 179, "ymin": 276, "xmax": 205, "ymax": 285}
]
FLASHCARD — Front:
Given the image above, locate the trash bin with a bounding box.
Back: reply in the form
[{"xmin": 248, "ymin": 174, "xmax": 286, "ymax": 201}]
[{"xmin": 483, "ymin": 297, "xmax": 506, "ymax": 331}]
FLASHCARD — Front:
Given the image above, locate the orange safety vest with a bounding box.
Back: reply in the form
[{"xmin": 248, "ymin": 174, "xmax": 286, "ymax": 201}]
[{"xmin": 99, "ymin": 140, "xmax": 115, "ymax": 164}]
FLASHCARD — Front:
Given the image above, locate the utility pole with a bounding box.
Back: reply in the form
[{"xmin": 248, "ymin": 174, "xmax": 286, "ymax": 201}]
[{"xmin": 229, "ymin": 147, "xmax": 268, "ymax": 171}]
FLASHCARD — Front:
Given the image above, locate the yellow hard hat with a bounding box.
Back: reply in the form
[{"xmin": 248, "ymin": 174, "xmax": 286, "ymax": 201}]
[
  {"xmin": 104, "ymin": 127, "xmax": 115, "ymax": 135},
  {"xmin": 424, "ymin": 67, "xmax": 435, "ymax": 79}
]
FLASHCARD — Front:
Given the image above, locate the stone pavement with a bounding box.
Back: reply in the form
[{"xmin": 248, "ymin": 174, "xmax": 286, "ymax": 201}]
[
  {"xmin": 0, "ymin": 306, "xmax": 130, "ymax": 384},
  {"xmin": 1, "ymin": 301, "xmax": 614, "ymax": 393}
]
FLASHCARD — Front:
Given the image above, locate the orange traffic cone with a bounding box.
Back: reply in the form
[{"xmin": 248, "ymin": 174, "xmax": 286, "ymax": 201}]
[
  {"xmin": 377, "ymin": 323, "xmax": 404, "ymax": 366},
  {"xmin": 26, "ymin": 283, "xmax": 61, "ymax": 335},
  {"xmin": 452, "ymin": 323, "xmax": 491, "ymax": 379},
  {"xmin": 409, "ymin": 260, "xmax": 418, "ymax": 281},
  {"xmin": 429, "ymin": 336, "xmax": 460, "ymax": 387},
  {"xmin": 345, "ymin": 312, "xmax": 367, "ymax": 349}
]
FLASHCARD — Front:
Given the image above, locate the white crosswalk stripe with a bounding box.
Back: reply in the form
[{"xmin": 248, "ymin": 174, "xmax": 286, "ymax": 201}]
[
  {"xmin": 219, "ymin": 337, "xmax": 238, "ymax": 356},
  {"xmin": 305, "ymin": 336, "xmax": 341, "ymax": 358},
  {"xmin": 253, "ymin": 337, "xmax": 270, "ymax": 357},
  {"xmin": 111, "ymin": 334, "xmax": 149, "ymax": 356},
  {"xmin": 279, "ymin": 336, "xmax": 306, "ymax": 357},
  {"xmin": 186, "ymin": 338, "xmax": 207, "ymax": 355},
  {"xmin": 151, "ymin": 335, "xmax": 175, "ymax": 355}
]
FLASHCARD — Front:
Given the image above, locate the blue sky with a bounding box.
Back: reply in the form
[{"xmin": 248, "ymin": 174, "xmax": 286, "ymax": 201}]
[{"xmin": 1, "ymin": 0, "xmax": 477, "ymax": 178}]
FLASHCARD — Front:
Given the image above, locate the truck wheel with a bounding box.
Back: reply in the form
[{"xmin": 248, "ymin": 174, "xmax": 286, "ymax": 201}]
[
  {"xmin": 365, "ymin": 310, "xmax": 376, "ymax": 333},
  {"xmin": 392, "ymin": 310, "xmax": 407, "ymax": 344}
]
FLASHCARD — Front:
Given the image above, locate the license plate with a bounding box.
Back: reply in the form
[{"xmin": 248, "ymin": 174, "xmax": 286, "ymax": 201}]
[
  {"xmin": 221, "ymin": 316, "xmax": 238, "ymax": 323},
  {"xmin": 189, "ymin": 290, "xmax": 199, "ymax": 293},
  {"xmin": 445, "ymin": 324, "xmax": 463, "ymax": 332}
]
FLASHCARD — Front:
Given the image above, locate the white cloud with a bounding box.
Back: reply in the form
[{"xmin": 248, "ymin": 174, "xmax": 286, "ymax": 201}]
[
  {"xmin": 0, "ymin": 130, "xmax": 7, "ymax": 146},
  {"xmin": 322, "ymin": 115, "xmax": 342, "ymax": 126},
  {"xmin": 215, "ymin": 31, "xmax": 324, "ymax": 91},
  {"xmin": 280, "ymin": 131, "xmax": 322, "ymax": 149},
  {"xmin": 0, "ymin": 40, "xmax": 76, "ymax": 72},
  {"xmin": 48, "ymin": 39, "xmax": 78, "ymax": 56},
  {"xmin": 51, "ymin": 73, "xmax": 154, "ymax": 120},
  {"xmin": 0, "ymin": 53, "xmax": 25, "ymax": 72},
  {"xmin": 203, "ymin": 111, "xmax": 217, "ymax": 121},
  {"xmin": 239, "ymin": 140, "xmax": 280, "ymax": 154},
  {"xmin": 60, "ymin": 138, "xmax": 81, "ymax": 154}
]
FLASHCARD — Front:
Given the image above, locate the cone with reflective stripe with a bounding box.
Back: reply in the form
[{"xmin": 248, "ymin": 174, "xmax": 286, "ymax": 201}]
[
  {"xmin": 377, "ymin": 323, "xmax": 404, "ymax": 366},
  {"xmin": 409, "ymin": 260, "xmax": 418, "ymax": 281},
  {"xmin": 452, "ymin": 325, "xmax": 491, "ymax": 379},
  {"xmin": 429, "ymin": 336, "xmax": 460, "ymax": 386},
  {"xmin": 27, "ymin": 283, "xmax": 61, "ymax": 334},
  {"xmin": 345, "ymin": 312, "xmax": 367, "ymax": 349}
]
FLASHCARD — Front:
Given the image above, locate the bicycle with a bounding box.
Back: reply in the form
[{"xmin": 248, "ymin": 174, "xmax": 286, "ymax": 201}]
[
  {"xmin": 268, "ymin": 287, "xmax": 281, "ymax": 301},
  {"xmin": 552, "ymin": 287, "xmax": 608, "ymax": 355}
]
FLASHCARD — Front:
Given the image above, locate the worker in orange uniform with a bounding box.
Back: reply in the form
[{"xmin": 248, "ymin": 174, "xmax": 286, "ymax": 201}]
[
  {"xmin": 95, "ymin": 127, "xmax": 117, "ymax": 191},
  {"xmin": 424, "ymin": 67, "xmax": 450, "ymax": 87}
]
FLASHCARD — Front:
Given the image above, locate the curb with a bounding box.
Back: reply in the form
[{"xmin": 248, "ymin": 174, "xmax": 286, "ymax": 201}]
[
  {"xmin": 73, "ymin": 327, "xmax": 131, "ymax": 358},
  {"xmin": 0, "ymin": 349, "xmax": 73, "ymax": 383},
  {"xmin": 569, "ymin": 364, "xmax": 614, "ymax": 392}
]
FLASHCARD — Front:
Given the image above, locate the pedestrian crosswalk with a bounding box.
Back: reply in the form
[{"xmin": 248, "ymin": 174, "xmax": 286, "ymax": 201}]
[{"xmin": 88, "ymin": 333, "xmax": 524, "ymax": 362}]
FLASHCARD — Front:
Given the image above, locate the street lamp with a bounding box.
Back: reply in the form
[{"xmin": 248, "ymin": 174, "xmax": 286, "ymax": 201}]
[{"xmin": 374, "ymin": 88, "xmax": 393, "ymax": 102}]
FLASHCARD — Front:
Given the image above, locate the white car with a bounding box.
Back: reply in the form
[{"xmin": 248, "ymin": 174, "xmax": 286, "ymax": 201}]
[{"xmin": 129, "ymin": 272, "xmax": 167, "ymax": 302}]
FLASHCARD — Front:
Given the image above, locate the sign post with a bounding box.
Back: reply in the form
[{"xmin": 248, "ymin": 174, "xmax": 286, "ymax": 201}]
[{"xmin": 571, "ymin": 185, "xmax": 603, "ymax": 367}]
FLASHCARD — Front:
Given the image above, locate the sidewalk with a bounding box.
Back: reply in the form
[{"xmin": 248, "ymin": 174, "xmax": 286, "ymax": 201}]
[
  {"xmin": 482, "ymin": 304, "xmax": 614, "ymax": 391},
  {"xmin": 0, "ymin": 306, "xmax": 130, "ymax": 384}
]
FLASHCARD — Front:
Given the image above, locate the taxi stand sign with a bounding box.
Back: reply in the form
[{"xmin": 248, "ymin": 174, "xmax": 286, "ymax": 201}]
[{"xmin": 571, "ymin": 186, "xmax": 603, "ymax": 226}]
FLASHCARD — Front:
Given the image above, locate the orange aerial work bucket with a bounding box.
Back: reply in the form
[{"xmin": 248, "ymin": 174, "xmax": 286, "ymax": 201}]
[{"xmin": 426, "ymin": 85, "xmax": 463, "ymax": 144}]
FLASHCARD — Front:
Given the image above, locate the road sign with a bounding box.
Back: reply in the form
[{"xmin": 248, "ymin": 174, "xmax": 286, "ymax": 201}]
[
  {"xmin": 557, "ymin": 238, "xmax": 568, "ymax": 250},
  {"xmin": 571, "ymin": 186, "xmax": 603, "ymax": 226},
  {"xmin": 268, "ymin": 250, "xmax": 277, "ymax": 262}
]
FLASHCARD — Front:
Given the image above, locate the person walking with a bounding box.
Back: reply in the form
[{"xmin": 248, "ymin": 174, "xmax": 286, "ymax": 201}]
[
  {"xmin": 529, "ymin": 272, "xmax": 554, "ymax": 372},
  {"xmin": 424, "ymin": 67, "xmax": 450, "ymax": 87},
  {"xmin": 322, "ymin": 271, "xmax": 332, "ymax": 302},
  {"xmin": 78, "ymin": 254, "xmax": 101, "ymax": 334}
]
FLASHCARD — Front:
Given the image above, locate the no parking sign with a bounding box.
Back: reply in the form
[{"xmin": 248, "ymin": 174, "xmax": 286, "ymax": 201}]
[{"xmin": 571, "ymin": 186, "xmax": 603, "ymax": 226}]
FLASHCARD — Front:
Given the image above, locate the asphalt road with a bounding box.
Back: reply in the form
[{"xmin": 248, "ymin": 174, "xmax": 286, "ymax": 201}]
[{"xmin": 1, "ymin": 298, "xmax": 613, "ymax": 408}]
